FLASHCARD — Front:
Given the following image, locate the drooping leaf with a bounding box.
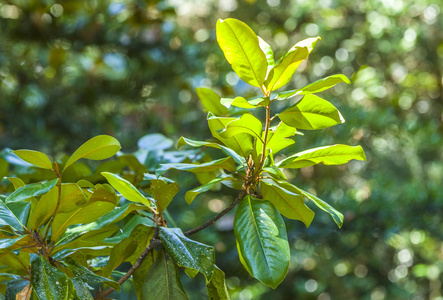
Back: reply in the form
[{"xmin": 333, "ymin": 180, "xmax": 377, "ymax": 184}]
[
  {"xmin": 185, "ymin": 176, "xmax": 236, "ymax": 205},
  {"xmin": 4, "ymin": 177, "xmax": 25, "ymax": 190},
  {"xmin": 234, "ymin": 196, "xmax": 290, "ymax": 289},
  {"xmin": 206, "ymin": 266, "xmax": 231, "ymax": 300},
  {"xmin": 216, "ymin": 18, "xmax": 267, "ymax": 88},
  {"xmin": 275, "ymin": 180, "xmax": 344, "ymax": 228},
  {"xmin": 63, "ymin": 135, "xmax": 121, "ymax": 172},
  {"xmin": 276, "ymin": 74, "xmax": 351, "ymax": 100},
  {"xmin": 30, "ymin": 256, "xmax": 76, "ymax": 300},
  {"xmin": 6, "ymin": 179, "xmax": 58, "ymax": 203},
  {"xmin": 101, "ymin": 172, "xmax": 151, "ymax": 207},
  {"xmin": 0, "ymin": 251, "xmax": 30, "ymax": 274},
  {"xmin": 141, "ymin": 251, "xmax": 188, "ymax": 300},
  {"xmin": 218, "ymin": 114, "xmax": 263, "ymax": 141},
  {"xmin": 5, "ymin": 279, "xmax": 29, "ymax": 300},
  {"xmin": 0, "ymin": 236, "xmax": 28, "ymax": 250},
  {"xmin": 133, "ymin": 249, "xmax": 158, "ymax": 300},
  {"xmin": 71, "ymin": 279, "xmax": 93, "ymax": 300},
  {"xmin": 265, "ymin": 37, "xmax": 320, "ymax": 91},
  {"xmin": 196, "ymin": 88, "xmax": 229, "ymax": 116},
  {"xmin": 0, "ymin": 201, "xmax": 25, "ymax": 232},
  {"xmin": 147, "ymin": 179, "xmax": 179, "ymax": 212},
  {"xmin": 258, "ymin": 36, "xmax": 275, "ymax": 76},
  {"xmin": 12, "ymin": 150, "xmax": 53, "ymax": 170},
  {"xmin": 15, "ymin": 283, "xmax": 32, "ymax": 300},
  {"xmin": 156, "ymin": 157, "xmax": 236, "ymax": 178},
  {"xmin": 277, "ymin": 144, "xmax": 366, "ymax": 168},
  {"xmin": 260, "ymin": 180, "xmax": 314, "ymax": 227},
  {"xmin": 6, "ymin": 201, "xmax": 31, "ymax": 229},
  {"xmin": 63, "ymin": 257, "xmax": 120, "ymax": 292},
  {"xmin": 159, "ymin": 227, "xmax": 215, "ymax": 281},
  {"xmin": 138, "ymin": 133, "xmax": 174, "ymax": 152},
  {"xmin": 278, "ymin": 94, "xmax": 345, "ymax": 130},
  {"xmin": 220, "ymin": 96, "xmax": 269, "ymax": 109}
]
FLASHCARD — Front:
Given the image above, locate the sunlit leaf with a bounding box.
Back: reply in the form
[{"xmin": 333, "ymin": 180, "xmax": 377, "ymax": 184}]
[
  {"xmin": 101, "ymin": 172, "xmax": 151, "ymax": 207},
  {"xmin": 218, "ymin": 113, "xmax": 263, "ymax": 141},
  {"xmin": 156, "ymin": 157, "xmax": 236, "ymax": 177},
  {"xmin": 196, "ymin": 87, "xmax": 229, "ymax": 116},
  {"xmin": 4, "ymin": 177, "xmax": 25, "ymax": 190},
  {"xmin": 220, "ymin": 96, "xmax": 269, "ymax": 109},
  {"xmin": 258, "ymin": 36, "xmax": 275, "ymax": 76},
  {"xmin": 6, "ymin": 179, "xmax": 58, "ymax": 203},
  {"xmin": 12, "ymin": 150, "xmax": 53, "ymax": 170}
]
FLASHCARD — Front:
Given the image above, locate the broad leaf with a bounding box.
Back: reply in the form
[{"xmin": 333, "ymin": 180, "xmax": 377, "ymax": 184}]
[
  {"xmin": 260, "ymin": 180, "xmax": 314, "ymax": 226},
  {"xmin": 265, "ymin": 37, "xmax": 320, "ymax": 91},
  {"xmin": 0, "ymin": 201, "xmax": 25, "ymax": 232},
  {"xmin": 206, "ymin": 266, "xmax": 231, "ymax": 300},
  {"xmin": 196, "ymin": 87, "xmax": 229, "ymax": 116},
  {"xmin": 31, "ymin": 256, "xmax": 76, "ymax": 300},
  {"xmin": 63, "ymin": 257, "xmax": 120, "ymax": 292},
  {"xmin": 185, "ymin": 177, "xmax": 236, "ymax": 205},
  {"xmin": 216, "ymin": 18, "xmax": 267, "ymax": 88},
  {"xmin": 4, "ymin": 177, "xmax": 25, "ymax": 190},
  {"xmin": 255, "ymin": 122, "xmax": 298, "ymax": 157},
  {"xmin": 159, "ymin": 227, "xmax": 215, "ymax": 281},
  {"xmin": 277, "ymin": 144, "xmax": 366, "ymax": 168},
  {"xmin": 278, "ymin": 94, "xmax": 345, "ymax": 130},
  {"xmin": 63, "ymin": 135, "xmax": 121, "ymax": 172},
  {"xmin": 258, "ymin": 36, "xmax": 275, "ymax": 76},
  {"xmin": 133, "ymin": 249, "xmax": 158, "ymax": 300},
  {"xmin": 276, "ymin": 74, "xmax": 351, "ymax": 100},
  {"xmin": 274, "ymin": 180, "xmax": 344, "ymax": 228},
  {"xmin": 234, "ymin": 196, "xmax": 290, "ymax": 289},
  {"xmin": 147, "ymin": 179, "xmax": 179, "ymax": 212},
  {"xmin": 156, "ymin": 157, "xmax": 236, "ymax": 177},
  {"xmin": 5, "ymin": 279, "xmax": 29, "ymax": 300},
  {"xmin": 71, "ymin": 279, "xmax": 93, "ymax": 300},
  {"xmin": 218, "ymin": 114, "xmax": 263, "ymax": 141},
  {"xmin": 6, "ymin": 179, "xmax": 58, "ymax": 203},
  {"xmin": 13, "ymin": 150, "xmax": 53, "ymax": 170},
  {"xmin": 0, "ymin": 236, "xmax": 27, "ymax": 250},
  {"xmin": 141, "ymin": 251, "xmax": 188, "ymax": 300},
  {"xmin": 101, "ymin": 172, "xmax": 151, "ymax": 207},
  {"xmin": 138, "ymin": 133, "xmax": 174, "ymax": 151},
  {"xmin": 220, "ymin": 96, "xmax": 269, "ymax": 109}
]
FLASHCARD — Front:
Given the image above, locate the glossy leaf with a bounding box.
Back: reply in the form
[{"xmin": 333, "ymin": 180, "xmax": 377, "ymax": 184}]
[
  {"xmin": 258, "ymin": 36, "xmax": 275, "ymax": 76},
  {"xmin": 147, "ymin": 179, "xmax": 179, "ymax": 212},
  {"xmin": 265, "ymin": 37, "xmax": 320, "ymax": 91},
  {"xmin": 255, "ymin": 122, "xmax": 298, "ymax": 157},
  {"xmin": 13, "ymin": 150, "xmax": 53, "ymax": 170},
  {"xmin": 0, "ymin": 236, "xmax": 27, "ymax": 249},
  {"xmin": 63, "ymin": 135, "xmax": 121, "ymax": 172},
  {"xmin": 156, "ymin": 157, "xmax": 236, "ymax": 177},
  {"xmin": 63, "ymin": 257, "xmax": 120, "ymax": 292},
  {"xmin": 31, "ymin": 256, "xmax": 76, "ymax": 300},
  {"xmin": 277, "ymin": 144, "xmax": 366, "ymax": 168},
  {"xmin": 185, "ymin": 177, "xmax": 236, "ymax": 205},
  {"xmin": 101, "ymin": 172, "xmax": 151, "ymax": 207},
  {"xmin": 6, "ymin": 179, "xmax": 58, "ymax": 203},
  {"xmin": 220, "ymin": 96, "xmax": 269, "ymax": 109},
  {"xmin": 138, "ymin": 133, "xmax": 174, "ymax": 151},
  {"xmin": 141, "ymin": 251, "xmax": 188, "ymax": 300},
  {"xmin": 276, "ymin": 74, "xmax": 351, "ymax": 100},
  {"xmin": 260, "ymin": 180, "xmax": 314, "ymax": 226},
  {"xmin": 234, "ymin": 196, "xmax": 290, "ymax": 288},
  {"xmin": 278, "ymin": 94, "xmax": 345, "ymax": 130},
  {"xmin": 207, "ymin": 112, "xmax": 252, "ymax": 158},
  {"xmin": 6, "ymin": 201, "xmax": 31, "ymax": 230},
  {"xmin": 274, "ymin": 180, "xmax": 343, "ymax": 228},
  {"xmin": 5, "ymin": 279, "xmax": 29, "ymax": 300},
  {"xmin": 71, "ymin": 279, "xmax": 93, "ymax": 300},
  {"xmin": 216, "ymin": 18, "xmax": 267, "ymax": 87},
  {"xmin": 196, "ymin": 87, "xmax": 229, "ymax": 116},
  {"xmin": 160, "ymin": 227, "xmax": 215, "ymax": 281},
  {"xmin": 218, "ymin": 114, "xmax": 263, "ymax": 141},
  {"xmin": 0, "ymin": 201, "xmax": 25, "ymax": 232},
  {"xmin": 206, "ymin": 266, "xmax": 230, "ymax": 300},
  {"xmin": 4, "ymin": 177, "xmax": 25, "ymax": 190}
]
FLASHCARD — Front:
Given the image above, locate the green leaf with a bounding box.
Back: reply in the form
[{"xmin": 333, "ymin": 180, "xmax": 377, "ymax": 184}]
[
  {"xmin": 101, "ymin": 172, "xmax": 151, "ymax": 207},
  {"xmin": 207, "ymin": 112, "xmax": 252, "ymax": 158},
  {"xmin": 206, "ymin": 266, "xmax": 230, "ymax": 300},
  {"xmin": 278, "ymin": 94, "xmax": 345, "ymax": 130},
  {"xmin": 6, "ymin": 201, "xmax": 31, "ymax": 229},
  {"xmin": 3, "ymin": 177, "xmax": 25, "ymax": 190},
  {"xmin": 31, "ymin": 256, "xmax": 76, "ymax": 300},
  {"xmin": 6, "ymin": 179, "xmax": 58, "ymax": 203},
  {"xmin": 156, "ymin": 157, "xmax": 236, "ymax": 178},
  {"xmin": 273, "ymin": 180, "xmax": 343, "ymax": 228},
  {"xmin": 196, "ymin": 87, "xmax": 229, "ymax": 116},
  {"xmin": 63, "ymin": 257, "xmax": 120, "ymax": 292},
  {"xmin": 30, "ymin": 183, "xmax": 87, "ymax": 230},
  {"xmin": 277, "ymin": 144, "xmax": 366, "ymax": 168},
  {"xmin": 5, "ymin": 279, "xmax": 29, "ymax": 300},
  {"xmin": 0, "ymin": 201, "xmax": 25, "ymax": 232},
  {"xmin": 262, "ymin": 154, "xmax": 287, "ymax": 180},
  {"xmin": 260, "ymin": 180, "xmax": 314, "ymax": 227},
  {"xmin": 255, "ymin": 122, "xmax": 298, "ymax": 158},
  {"xmin": 71, "ymin": 278, "xmax": 93, "ymax": 300},
  {"xmin": 0, "ymin": 236, "xmax": 27, "ymax": 249},
  {"xmin": 63, "ymin": 135, "xmax": 121, "ymax": 172},
  {"xmin": 159, "ymin": 227, "xmax": 215, "ymax": 281},
  {"xmin": 218, "ymin": 114, "xmax": 263, "ymax": 141},
  {"xmin": 258, "ymin": 36, "xmax": 275, "ymax": 76},
  {"xmin": 265, "ymin": 37, "xmax": 320, "ymax": 91},
  {"xmin": 276, "ymin": 74, "xmax": 351, "ymax": 100},
  {"xmin": 12, "ymin": 150, "xmax": 53, "ymax": 170},
  {"xmin": 216, "ymin": 18, "xmax": 267, "ymax": 88},
  {"xmin": 147, "ymin": 179, "xmax": 179, "ymax": 212},
  {"xmin": 185, "ymin": 176, "xmax": 236, "ymax": 205},
  {"xmin": 138, "ymin": 133, "xmax": 173, "ymax": 151},
  {"xmin": 220, "ymin": 96, "xmax": 269, "ymax": 109},
  {"xmin": 141, "ymin": 251, "xmax": 188, "ymax": 300},
  {"xmin": 234, "ymin": 196, "xmax": 290, "ymax": 289}
]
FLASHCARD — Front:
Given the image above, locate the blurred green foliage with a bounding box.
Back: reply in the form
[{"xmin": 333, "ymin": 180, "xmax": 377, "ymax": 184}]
[{"xmin": 1, "ymin": 0, "xmax": 443, "ymax": 299}]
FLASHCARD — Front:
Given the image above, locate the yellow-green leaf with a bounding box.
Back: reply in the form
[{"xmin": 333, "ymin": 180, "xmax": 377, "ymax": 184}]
[
  {"xmin": 101, "ymin": 172, "xmax": 151, "ymax": 207},
  {"xmin": 196, "ymin": 88, "xmax": 229, "ymax": 116},
  {"xmin": 13, "ymin": 150, "xmax": 53, "ymax": 170}
]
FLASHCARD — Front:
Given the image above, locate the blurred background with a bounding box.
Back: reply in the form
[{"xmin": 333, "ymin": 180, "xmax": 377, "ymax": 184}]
[{"xmin": 1, "ymin": 0, "xmax": 443, "ymax": 299}]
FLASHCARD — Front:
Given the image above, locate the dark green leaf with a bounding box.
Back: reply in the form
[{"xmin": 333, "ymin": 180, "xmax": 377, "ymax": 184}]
[
  {"xmin": 278, "ymin": 94, "xmax": 345, "ymax": 130},
  {"xmin": 206, "ymin": 266, "xmax": 231, "ymax": 300},
  {"xmin": 71, "ymin": 278, "xmax": 93, "ymax": 300},
  {"xmin": 7, "ymin": 201, "xmax": 31, "ymax": 228},
  {"xmin": 0, "ymin": 201, "xmax": 24, "ymax": 232},
  {"xmin": 234, "ymin": 196, "xmax": 290, "ymax": 289},
  {"xmin": 196, "ymin": 87, "xmax": 229, "ymax": 116},
  {"xmin": 6, "ymin": 179, "xmax": 58, "ymax": 203},
  {"xmin": 133, "ymin": 250, "xmax": 158, "ymax": 300},
  {"xmin": 156, "ymin": 157, "xmax": 236, "ymax": 177},
  {"xmin": 159, "ymin": 227, "xmax": 215, "ymax": 281},
  {"xmin": 5, "ymin": 279, "xmax": 29, "ymax": 300}
]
